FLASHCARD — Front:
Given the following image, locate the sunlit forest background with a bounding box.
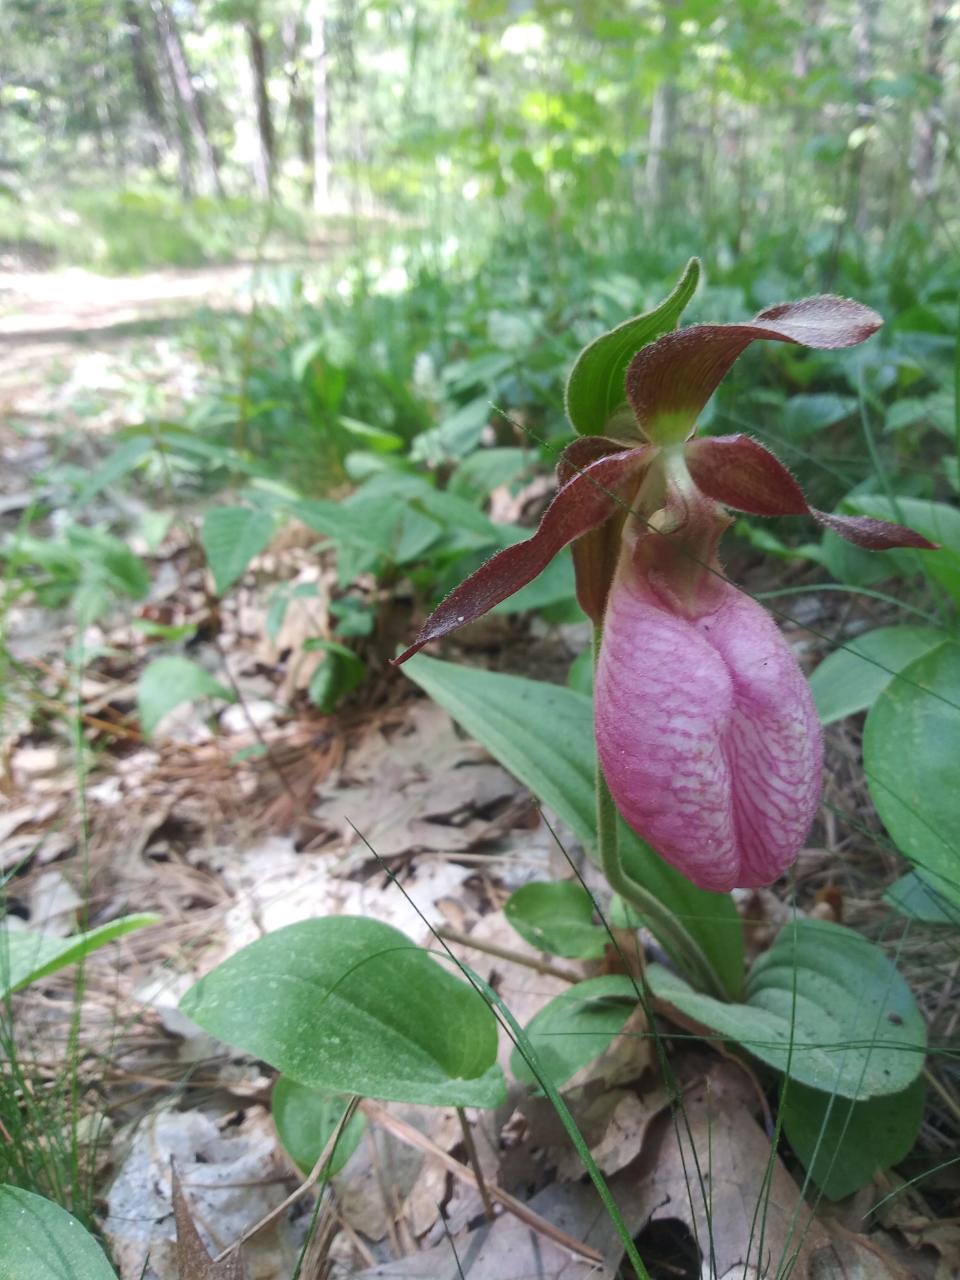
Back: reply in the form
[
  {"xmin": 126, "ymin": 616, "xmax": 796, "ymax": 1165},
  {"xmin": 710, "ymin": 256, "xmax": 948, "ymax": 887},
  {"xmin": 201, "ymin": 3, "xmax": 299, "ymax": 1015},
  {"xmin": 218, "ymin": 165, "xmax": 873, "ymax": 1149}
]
[
  {"xmin": 3, "ymin": 0, "xmax": 957, "ymax": 273},
  {"xmin": 2, "ymin": 2, "xmax": 960, "ymax": 1278}
]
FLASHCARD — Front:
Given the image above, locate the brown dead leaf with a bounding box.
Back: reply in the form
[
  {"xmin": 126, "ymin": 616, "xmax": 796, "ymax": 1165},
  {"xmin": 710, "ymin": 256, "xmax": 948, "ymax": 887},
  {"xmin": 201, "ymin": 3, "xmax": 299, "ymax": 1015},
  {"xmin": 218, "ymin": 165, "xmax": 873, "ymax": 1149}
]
[
  {"xmin": 171, "ymin": 1165, "xmax": 244, "ymax": 1280},
  {"xmin": 556, "ymin": 1085, "xmax": 670, "ymax": 1180},
  {"xmin": 312, "ymin": 704, "xmax": 518, "ymax": 859},
  {"xmin": 635, "ymin": 1061, "xmax": 833, "ymax": 1277},
  {"xmin": 812, "ymin": 1220, "xmax": 917, "ymax": 1279}
]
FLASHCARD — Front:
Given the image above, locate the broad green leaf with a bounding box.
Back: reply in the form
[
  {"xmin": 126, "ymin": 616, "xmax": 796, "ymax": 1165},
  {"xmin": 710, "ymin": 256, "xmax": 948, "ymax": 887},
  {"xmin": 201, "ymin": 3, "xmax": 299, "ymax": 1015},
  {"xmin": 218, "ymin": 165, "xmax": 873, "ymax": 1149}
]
[
  {"xmin": 863, "ymin": 642, "xmax": 960, "ymax": 907},
  {"xmin": 0, "ymin": 1186, "xmax": 116, "ymax": 1280},
  {"xmin": 510, "ymin": 975, "xmax": 637, "ymax": 1087},
  {"xmin": 809, "ymin": 626, "xmax": 949, "ymax": 724},
  {"xmin": 565, "ymin": 258, "xmax": 700, "ymax": 436},
  {"xmin": 782, "ymin": 1077, "xmax": 924, "ymax": 1200},
  {"xmin": 401, "ymin": 655, "xmax": 743, "ymax": 999},
  {"xmin": 884, "ymin": 870, "xmax": 960, "ymax": 923},
  {"xmin": 201, "ymin": 506, "xmax": 274, "ymax": 595},
  {"xmin": 271, "ymin": 1077, "xmax": 366, "ymax": 1176},
  {"xmin": 647, "ymin": 918, "xmax": 926, "ymax": 1099},
  {"xmin": 783, "ymin": 393, "xmax": 857, "ymax": 437},
  {"xmin": 137, "ymin": 656, "xmax": 234, "ymax": 737},
  {"xmin": 505, "ymin": 882, "xmax": 607, "ymax": 959},
  {"xmin": 1, "ymin": 915, "xmax": 158, "ymax": 1000},
  {"xmin": 181, "ymin": 917, "xmax": 504, "ymax": 1108}
]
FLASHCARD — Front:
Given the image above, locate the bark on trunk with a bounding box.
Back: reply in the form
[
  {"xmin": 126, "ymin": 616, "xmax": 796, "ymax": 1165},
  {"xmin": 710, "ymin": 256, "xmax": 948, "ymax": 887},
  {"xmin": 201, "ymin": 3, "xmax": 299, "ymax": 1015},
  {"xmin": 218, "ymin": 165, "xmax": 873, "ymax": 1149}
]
[
  {"xmin": 308, "ymin": 0, "xmax": 330, "ymax": 210},
  {"xmin": 912, "ymin": 0, "xmax": 951, "ymax": 199},
  {"xmin": 282, "ymin": 13, "xmax": 313, "ymax": 194},
  {"xmin": 123, "ymin": 0, "xmax": 168, "ymax": 169},
  {"xmin": 848, "ymin": 0, "xmax": 879, "ymax": 231},
  {"xmin": 152, "ymin": 0, "xmax": 222, "ymax": 197},
  {"xmin": 646, "ymin": 78, "xmax": 678, "ymax": 215},
  {"xmin": 245, "ymin": 17, "xmax": 275, "ymax": 197}
]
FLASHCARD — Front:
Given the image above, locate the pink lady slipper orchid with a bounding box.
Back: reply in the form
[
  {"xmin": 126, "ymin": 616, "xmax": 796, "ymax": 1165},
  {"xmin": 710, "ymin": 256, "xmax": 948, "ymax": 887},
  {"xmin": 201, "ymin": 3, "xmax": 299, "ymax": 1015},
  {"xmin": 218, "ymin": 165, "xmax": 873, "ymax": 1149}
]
[{"xmin": 394, "ymin": 271, "xmax": 935, "ymax": 892}]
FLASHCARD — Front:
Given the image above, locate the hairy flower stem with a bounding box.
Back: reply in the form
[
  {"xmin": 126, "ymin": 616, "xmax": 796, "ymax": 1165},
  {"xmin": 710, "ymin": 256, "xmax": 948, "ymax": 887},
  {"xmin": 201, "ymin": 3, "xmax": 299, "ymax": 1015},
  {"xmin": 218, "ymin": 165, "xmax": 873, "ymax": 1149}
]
[{"xmin": 592, "ymin": 628, "xmax": 725, "ymax": 999}]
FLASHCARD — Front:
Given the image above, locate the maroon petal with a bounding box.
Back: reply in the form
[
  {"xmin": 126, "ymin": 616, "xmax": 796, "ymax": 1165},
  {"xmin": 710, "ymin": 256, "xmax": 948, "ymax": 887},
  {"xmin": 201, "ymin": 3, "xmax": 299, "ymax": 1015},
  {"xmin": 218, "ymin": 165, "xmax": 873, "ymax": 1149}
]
[
  {"xmin": 625, "ymin": 296, "xmax": 883, "ymax": 442},
  {"xmin": 393, "ymin": 448, "xmax": 649, "ymax": 664},
  {"xmin": 812, "ymin": 512, "xmax": 938, "ymax": 550},
  {"xmin": 556, "ymin": 435, "xmax": 626, "ymax": 484},
  {"xmin": 686, "ymin": 434, "xmax": 939, "ymax": 550}
]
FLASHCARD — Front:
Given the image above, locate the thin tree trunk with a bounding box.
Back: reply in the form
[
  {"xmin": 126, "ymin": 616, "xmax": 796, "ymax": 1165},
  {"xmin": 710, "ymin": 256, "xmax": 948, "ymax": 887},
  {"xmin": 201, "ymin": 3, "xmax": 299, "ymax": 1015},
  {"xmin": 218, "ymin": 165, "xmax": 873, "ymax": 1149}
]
[
  {"xmin": 308, "ymin": 0, "xmax": 330, "ymax": 210},
  {"xmin": 282, "ymin": 13, "xmax": 313, "ymax": 196},
  {"xmin": 848, "ymin": 0, "xmax": 879, "ymax": 232},
  {"xmin": 245, "ymin": 17, "xmax": 275, "ymax": 196},
  {"xmin": 912, "ymin": 0, "xmax": 950, "ymax": 199},
  {"xmin": 152, "ymin": 0, "xmax": 222, "ymax": 197},
  {"xmin": 123, "ymin": 0, "xmax": 168, "ymax": 169},
  {"xmin": 646, "ymin": 78, "xmax": 678, "ymax": 216}
]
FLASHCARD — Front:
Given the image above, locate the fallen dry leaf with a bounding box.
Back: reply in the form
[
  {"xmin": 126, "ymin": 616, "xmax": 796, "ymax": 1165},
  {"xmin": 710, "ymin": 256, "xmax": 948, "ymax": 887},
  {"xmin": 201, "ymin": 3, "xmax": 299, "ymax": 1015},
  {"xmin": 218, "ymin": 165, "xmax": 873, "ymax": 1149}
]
[
  {"xmin": 172, "ymin": 1165, "xmax": 244, "ymax": 1280},
  {"xmin": 634, "ymin": 1061, "xmax": 833, "ymax": 1277}
]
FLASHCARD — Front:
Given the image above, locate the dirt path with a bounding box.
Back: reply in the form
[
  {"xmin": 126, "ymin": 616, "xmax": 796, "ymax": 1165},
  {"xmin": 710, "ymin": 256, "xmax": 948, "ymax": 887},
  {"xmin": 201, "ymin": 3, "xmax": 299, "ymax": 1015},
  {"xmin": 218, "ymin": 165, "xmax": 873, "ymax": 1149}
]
[
  {"xmin": 0, "ymin": 262, "xmax": 256, "ymax": 339},
  {"xmin": 0, "ymin": 262, "xmax": 260, "ymax": 409}
]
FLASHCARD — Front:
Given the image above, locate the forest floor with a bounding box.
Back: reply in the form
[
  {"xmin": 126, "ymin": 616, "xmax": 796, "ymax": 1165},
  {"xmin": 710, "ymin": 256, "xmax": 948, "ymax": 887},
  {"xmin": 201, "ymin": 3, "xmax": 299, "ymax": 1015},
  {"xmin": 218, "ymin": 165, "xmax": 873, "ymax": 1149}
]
[{"xmin": 2, "ymin": 269, "xmax": 958, "ymax": 1280}]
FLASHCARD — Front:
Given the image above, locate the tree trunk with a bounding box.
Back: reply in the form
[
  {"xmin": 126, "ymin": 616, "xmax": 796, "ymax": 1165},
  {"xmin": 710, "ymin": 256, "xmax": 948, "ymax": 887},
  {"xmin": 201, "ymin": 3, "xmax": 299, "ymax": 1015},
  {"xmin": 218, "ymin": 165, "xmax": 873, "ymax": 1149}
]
[
  {"xmin": 123, "ymin": 0, "xmax": 168, "ymax": 169},
  {"xmin": 646, "ymin": 78, "xmax": 678, "ymax": 215},
  {"xmin": 282, "ymin": 13, "xmax": 313, "ymax": 195},
  {"xmin": 308, "ymin": 0, "xmax": 330, "ymax": 210},
  {"xmin": 152, "ymin": 0, "xmax": 222, "ymax": 197},
  {"xmin": 848, "ymin": 0, "xmax": 879, "ymax": 232},
  {"xmin": 245, "ymin": 17, "xmax": 275, "ymax": 197},
  {"xmin": 912, "ymin": 0, "xmax": 951, "ymax": 200}
]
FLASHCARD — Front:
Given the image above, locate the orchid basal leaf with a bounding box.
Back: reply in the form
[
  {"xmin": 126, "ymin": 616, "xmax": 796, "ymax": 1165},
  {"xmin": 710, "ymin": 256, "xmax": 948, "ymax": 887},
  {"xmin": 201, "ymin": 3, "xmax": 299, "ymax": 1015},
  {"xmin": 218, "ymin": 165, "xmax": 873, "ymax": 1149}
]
[
  {"xmin": 686, "ymin": 435, "xmax": 938, "ymax": 550},
  {"xmin": 394, "ymin": 448, "xmax": 648, "ymax": 663},
  {"xmin": 625, "ymin": 296, "xmax": 883, "ymax": 444}
]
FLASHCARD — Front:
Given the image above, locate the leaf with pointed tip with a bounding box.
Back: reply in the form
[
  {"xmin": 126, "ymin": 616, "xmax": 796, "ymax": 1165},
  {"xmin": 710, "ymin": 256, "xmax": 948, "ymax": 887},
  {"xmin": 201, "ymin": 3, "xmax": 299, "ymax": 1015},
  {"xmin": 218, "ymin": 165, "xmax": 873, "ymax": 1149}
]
[
  {"xmin": 686, "ymin": 435, "xmax": 937, "ymax": 550},
  {"xmin": 1, "ymin": 914, "xmax": 159, "ymax": 1000},
  {"xmin": 180, "ymin": 917, "xmax": 504, "ymax": 1107},
  {"xmin": 393, "ymin": 449, "xmax": 648, "ymax": 663},
  {"xmin": 201, "ymin": 506, "xmax": 274, "ymax": 596},
  {"xmin": 626, "ymin": 297, "xmax": 883, "ymax": 444},
  {"xmin": 172, "ymin": 1166, "xmax": 244, "ymax": 1280},
  {"xmin": 565, "ymin": 258, "xmax": 700, "ymax": 437}
]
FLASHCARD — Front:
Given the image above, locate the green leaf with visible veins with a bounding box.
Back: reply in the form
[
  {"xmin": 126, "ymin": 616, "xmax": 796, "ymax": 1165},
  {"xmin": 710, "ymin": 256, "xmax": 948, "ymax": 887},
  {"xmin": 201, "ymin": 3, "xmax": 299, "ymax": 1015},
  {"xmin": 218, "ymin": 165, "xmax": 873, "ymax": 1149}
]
[{"xmin": 181, "ymin": 916, "xmax": 505, "ymax": 1108}]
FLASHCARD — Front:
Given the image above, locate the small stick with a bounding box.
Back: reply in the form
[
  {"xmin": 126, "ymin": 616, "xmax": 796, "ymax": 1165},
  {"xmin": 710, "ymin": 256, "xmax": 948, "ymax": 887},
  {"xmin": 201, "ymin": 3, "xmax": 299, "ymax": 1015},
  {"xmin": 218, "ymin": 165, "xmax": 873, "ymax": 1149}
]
[
  {"xmin": 214, "ymin": 1096, "xmax": 361, "ymax": 1262},
  {"xmin": 456, "ymin": 1107, "xmax": 494, "ymax": 1223},
  {"xmin": 434, "ymin": 926, "xmax": 582, "ymax": 984},
  {"xmin": 361, "ymin": 1099, "xmax": 603, "ymax": 1265}
]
